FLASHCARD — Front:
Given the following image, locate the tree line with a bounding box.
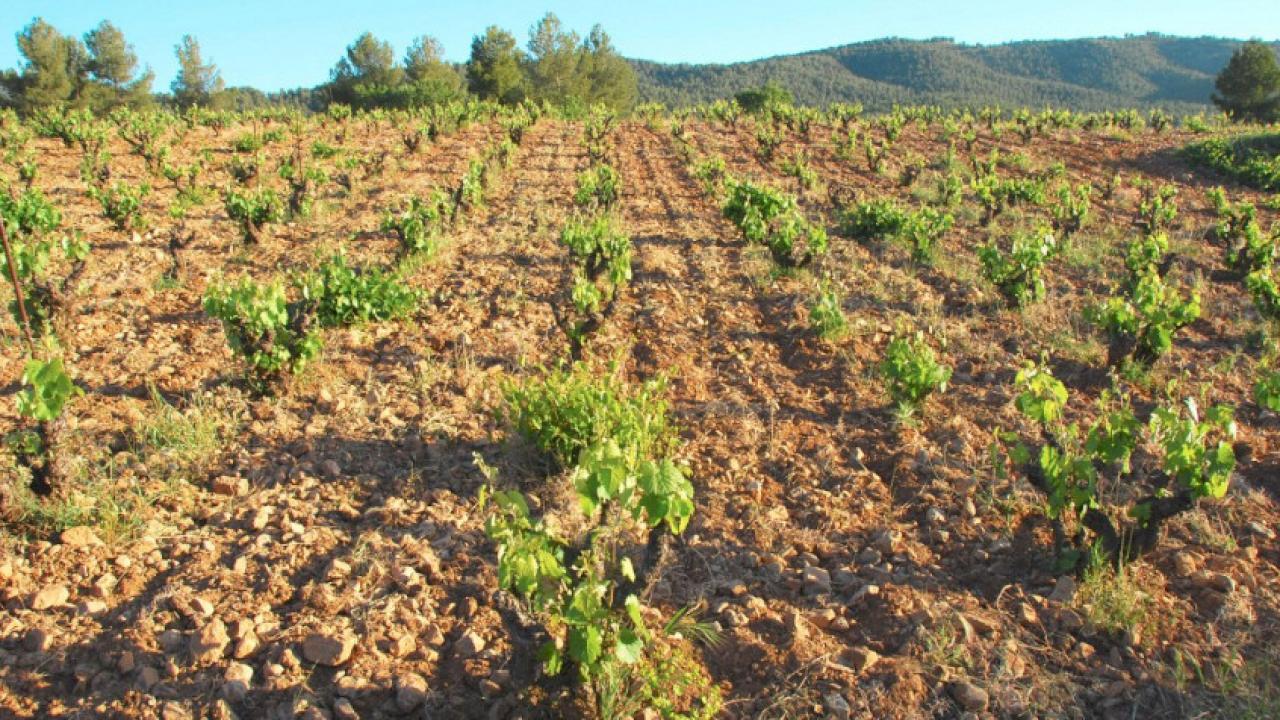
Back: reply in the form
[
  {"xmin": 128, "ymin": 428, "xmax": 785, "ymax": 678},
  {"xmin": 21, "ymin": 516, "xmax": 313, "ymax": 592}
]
[{"xmin": 0, "ymin": 12, "xmax": 637, "ymax": 114}]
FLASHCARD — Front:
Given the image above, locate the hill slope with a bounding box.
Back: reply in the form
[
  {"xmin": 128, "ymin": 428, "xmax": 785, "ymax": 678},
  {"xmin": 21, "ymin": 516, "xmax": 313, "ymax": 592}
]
[{"xmin": 631, "ymin": 34, "xmax": 1280, "ymax": 112}]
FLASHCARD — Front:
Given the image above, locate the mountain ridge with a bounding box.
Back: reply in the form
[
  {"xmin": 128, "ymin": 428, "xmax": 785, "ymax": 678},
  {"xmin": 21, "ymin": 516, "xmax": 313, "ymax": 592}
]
[{"xmin": 628, "ymin": 34, "xmax": 1280, "ymax": 112}]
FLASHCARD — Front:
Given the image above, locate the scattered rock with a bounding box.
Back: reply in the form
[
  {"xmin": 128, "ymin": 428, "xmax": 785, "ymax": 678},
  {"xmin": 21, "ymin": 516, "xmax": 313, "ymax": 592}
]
[
  {"xmin": 212, "ymin": 476, "xmax": 248, "ymax": 496},
  {"xmin": 923, "ymin": 508, "xmax": 946, "ymax": 527},
  {"xmin": 302, "ymin": 631, "xmax": 357, "ymax": 666},
  {"xmin": 232, "ymin": 632, "xmax": 260, "ymax": 659},
  {"xmin": 872, "ymin": 528, "xmax": 901, "ymax": 555},
  {"xmin": 949, "ymin": 681, "xmax": 989, "ymax": 711},
  {"xmin": 1172, "ymin": 552, "xmax": 1198, "ymax": 577},
  {"xmin": 30, "ymin": 585, "xmax": 69, "ymax": 610},
  {"xmin": 222, "ymin": 662, "xmax": 253, "ymax": 702},
  {"xmin": 137, "ymin": 665, "xmax": 161, "ymax": 691},
  {"xmin": 1247, "ymin": 521, "xmax": 1275, "ymax": 540},
  {"xmin": 60, "ymin": 526, "xmax": 103, "ymax": 547},
  {"xmin": 837, "ymin": 646, "xmax": 880, "ymax": 674},
  {"xmin": 190, "ymin": 619, "xmax": 230, "ymax": 665},
  {"xmin": 395, "ymin": 672, "xmax": 429, "ymax": 712},
  {"xmin": 802, "ymin": 566, "xmax": 831, "ymax": 596},
  {"xmin": 332, "ymin": 697, "xmax": 358, "ymax": 720},
  {"xmin": 1048, "ymin": 575, "xmax": 1078, "ymax": 604},
  {"xmin": 454, "ymin": 630, "xmax": 486, "ymax": 658},
  {"xmin": 23, "ymin": 628, "xmax": 51, "ymax": 652},
  {"xmin": 824, "ymin": 692, "xmax": 852, "ymax": 720},
  {"xmin": 320, "ymin": 460, "xmax": 342, "ymax": 480}
]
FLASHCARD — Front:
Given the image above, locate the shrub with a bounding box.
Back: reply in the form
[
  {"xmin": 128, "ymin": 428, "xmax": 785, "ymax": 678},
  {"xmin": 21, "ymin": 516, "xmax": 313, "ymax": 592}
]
[
  {"xmin": 297, "ymin": 254, "xmax": 419, "ymax": 327},
  {"xmin": 488, "ymin": 363, "xmax": 704, "ymax": 709},
  {"xmin": 808, "ymin": 283, "xmax": 848, "ymax": 340},
  {"xmin": 993, "ymin": 363, "xmax": 1234, "ymax": 567},
  {"xmin": 781, "ymin": 152, "xmax": 820, "ymax": 191},
  {"xmin": 203, "ymin": 276, "xmax": 321, "ymax": 392},
  {"xmin": 1122, "ymin": 232, "xmax": 1172, "ymax": 285},
  {"xmin": 899, "ymin": 207, "xmax": 954, "ymax": 264},
  {"xmin": 89, "ymin": 181, "xmax": 149, "ymax": 231},
  {"xmin": 574, "ymin": 164, "xmax": 622, "ymax": 210},
  {"xmin": 381, "ymin": 190, "xmax": 452, "ymax": 257},
  {"xmin": 1213, "ymin": 198, "xmax": 1276, "ymax": 275},
  {"xmin": 1, "ymin": 189, "xmax": 87, "ymax": 338},
  {"xmin": 881, "ymin": 332, "xmax": 951, "ymax": 416},
  {"xmin": 722, "ymin": 178, "xmax": 827, "ymax": 268},
  {"xmin": 1051, "ymin": 183, "xmax": 1093, "ymax": 238},
  {"xmin": 978, "ymin": 228, "xmax": 1059, "ymax": 307},
  {"xmin": 1088, "ymin": 271, "xmax": 1200, "ymax": 368},
  {"xmin": 224, "ymin": 187, "xmax": 285, "ymax": 244},
  {"xmin": 840, "ymin": 199, "xmax": 907, "ymax": 241},
  {"xmin": 1254, "ymin": 368, "xmax": 1280, "ymax": 412},
  {"xmin": 8, "ymin": 357, "xmax": 82, "ymax": 495},
  {"xmin": 1246, "ymin": 268, "xmax": 1280, "ymax": 323},
  {"xmin": 1135, "ymin": 184, "xmax": 1178, "ymax": 234},
  {"xmin": 1183, "ymin": 134, "xmax": 1280, "ymax": 192},
  {"xmin": 553, "ymin": 213, "xmax": 633, "ymax": 357},
  {"xmin": 501, "ymin": 363, "xmax": 673, "ymax": 469}
]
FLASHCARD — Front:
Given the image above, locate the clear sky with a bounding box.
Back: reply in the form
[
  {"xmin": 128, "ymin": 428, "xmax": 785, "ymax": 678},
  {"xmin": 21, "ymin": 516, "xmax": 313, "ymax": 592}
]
[{"xmin": 1, "ymin": 1, "xmax": 1277, "ymax": 92}]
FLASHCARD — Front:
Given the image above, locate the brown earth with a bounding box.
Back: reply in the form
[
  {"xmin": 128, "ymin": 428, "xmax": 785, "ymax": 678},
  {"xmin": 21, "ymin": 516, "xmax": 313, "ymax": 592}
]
[{"xmin": 1, "ymin": 112, "xmax": 1278, "ymax": 719}]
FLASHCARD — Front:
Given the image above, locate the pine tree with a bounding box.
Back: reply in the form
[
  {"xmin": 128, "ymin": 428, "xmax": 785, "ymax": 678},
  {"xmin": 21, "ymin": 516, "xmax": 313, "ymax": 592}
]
[
  {"xmin": 171, "ymin": 35, "xmax": 224, "ymax": 108},
  {"xmin": 525, "ymin": 13, "xmax": 583, "ymax": 106},
  {"xmin": 466, "ymin": 26, "xmax": 524, "ymax": 104},
  {"xmin": 580, "ymin": 25, "xmax": 637, "ymax": 111},
  {"xmin": 14, "ymin": 18, "xmax": 85, "ymax": 111},
  {"xmin": 83, "ymin": 21, "xmax": 153, "ymax": 110},
  {"xmin": 1213, "ymin": 40, "xmax": 1280, "ymax": 123}
]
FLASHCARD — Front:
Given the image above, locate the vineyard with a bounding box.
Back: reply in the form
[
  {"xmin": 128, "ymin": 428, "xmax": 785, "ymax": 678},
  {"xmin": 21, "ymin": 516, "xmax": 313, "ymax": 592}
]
[{"xmin": 1, "ymin": 101, "xmax": 1279, "ymax": 719}]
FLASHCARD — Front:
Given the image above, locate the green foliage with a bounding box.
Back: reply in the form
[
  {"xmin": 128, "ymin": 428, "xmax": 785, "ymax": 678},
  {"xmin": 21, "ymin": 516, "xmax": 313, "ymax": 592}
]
[
  {"xmin": 1212, "ymin": 197, "xmax": 1277, "ymax": 275},
  {"xmin": 780, "ymin": 151, "xmax": 820, "ymax": 191},
  {"xmin": 1254, "ymin": 368, "xmax": 1280, "ymax": 412},
  {"xmin": 972, "ymin": 173, "xmax": 1047, "ymax": 224},
  {"xmin": 381, "ymin": 190, "xmax": 452, "ymax": 257},
  {"xmin": 16, "ymin": 358, "xmax": 81, "ymax": 423},
  {"xmin": 839, "ymin": 198, "xmax": 951, "ymax": 263},
  {"xmin": 574, "ymin": 163, "xmax": 621, "ymax": 210},
  {"xmin": 88, "ymin": 180, "xmax": 149, "ymax": 231},
  {"xmin": 1148, "ymin": 400, "xmax": 1237, "ymax": 501},
  {"xmin": 898, "ymin": 206, "xmax": 954, "ymax": 264},
  {"xmin": 487, "ymin": 366, "xmax": 696, "ymax": 704},
  {"xmin": 721, "ymin": 177, "xmax": 827, "ymax": 268},
  {"xmin": 1245, "ymin": 268, "xmax": 1280, "ymax": 323},
  {"xmin": 880, "ymin": 332, "xmax": 951, "ymax": 415},
  {"xmin": 1014, "ymin": 360, "xmax": 1068, "ymax": 425},
  {"xmin": 840, "ymin": 199, "xmax": 907, "ymax": 241},
  {"xmin": 1184, "ymin": 134, "xmax": 1280, "ymax": 192},
  {"xmin": 458, "ymin": 158, "xmax": 487, "ymax": 211},
  {"xmin": 202, "ymin": 276, "xmax": 321, "ymax": 392},
  {"xmin": 223, "ymin": 187, "xmax": 284, "ymax": 244},
  {"xmin": 555, "ymin": 213, "xmax": 633, "ymax": 352},
  {"xmin": 978, "ymin": 227, "xmax": 1059, "ymax": 307},
  {"xmin": 808, "ymin": 282, "xmax": 847, "ymax": 341},
  {"xmin": 297, "ymin": 254, "xmax": 419, "ymax": 328},
  {"xmin": 1136, "ymin": 184, "xmax": 1178, "ymax": 234},
  {"xmin": 501, "ymin": 363, "xmax": 672, "ymax": 469},
  {"xmin": 690, "ymin": 156, "xmax": 726, "ymax": 196},
  {"xmin": 1, "ymin": 188, "xmax": 86, "ymax": 335},
  {"xmin": 1051, "ymin": 183, "xmax": 1093, "ymax": 237},
  {"xmin": 1123, "ymin": 232, "xmax": 1170, "ymax": 285},
  {"xmin": 994, "ymin": 364, "xmax": 1235, "ymax": 565},
  {"xmin": 735, "ymin": 82, "xmax": 793, "ymax": 114},
  {"xmin": 1212, "ymin": 41, "xmax": 1280, "ymax": 123},
  {"xmin": 1088, "ymin": 271, "xmax": 1200, "ymax": 368}
]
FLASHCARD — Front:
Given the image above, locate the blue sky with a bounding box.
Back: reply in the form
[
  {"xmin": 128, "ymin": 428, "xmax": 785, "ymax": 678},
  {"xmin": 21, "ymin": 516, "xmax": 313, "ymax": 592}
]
[{"xmin": 1, "ymin": 1, "xmax": 1277, "ymax": 91}]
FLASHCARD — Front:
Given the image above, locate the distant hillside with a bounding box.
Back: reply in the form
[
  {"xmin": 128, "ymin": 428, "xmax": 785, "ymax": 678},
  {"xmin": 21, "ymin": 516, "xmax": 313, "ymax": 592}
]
[{"xmin": 631, "ymin": 34, "xmax": 1280, "ymax": 112}]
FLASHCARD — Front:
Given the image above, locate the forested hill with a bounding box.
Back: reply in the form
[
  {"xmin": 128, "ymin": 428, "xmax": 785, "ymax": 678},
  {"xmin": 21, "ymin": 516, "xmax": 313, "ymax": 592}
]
[{"xmin": 631, "ymin": 34, "xmax": 1280, "ymax": 112}]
